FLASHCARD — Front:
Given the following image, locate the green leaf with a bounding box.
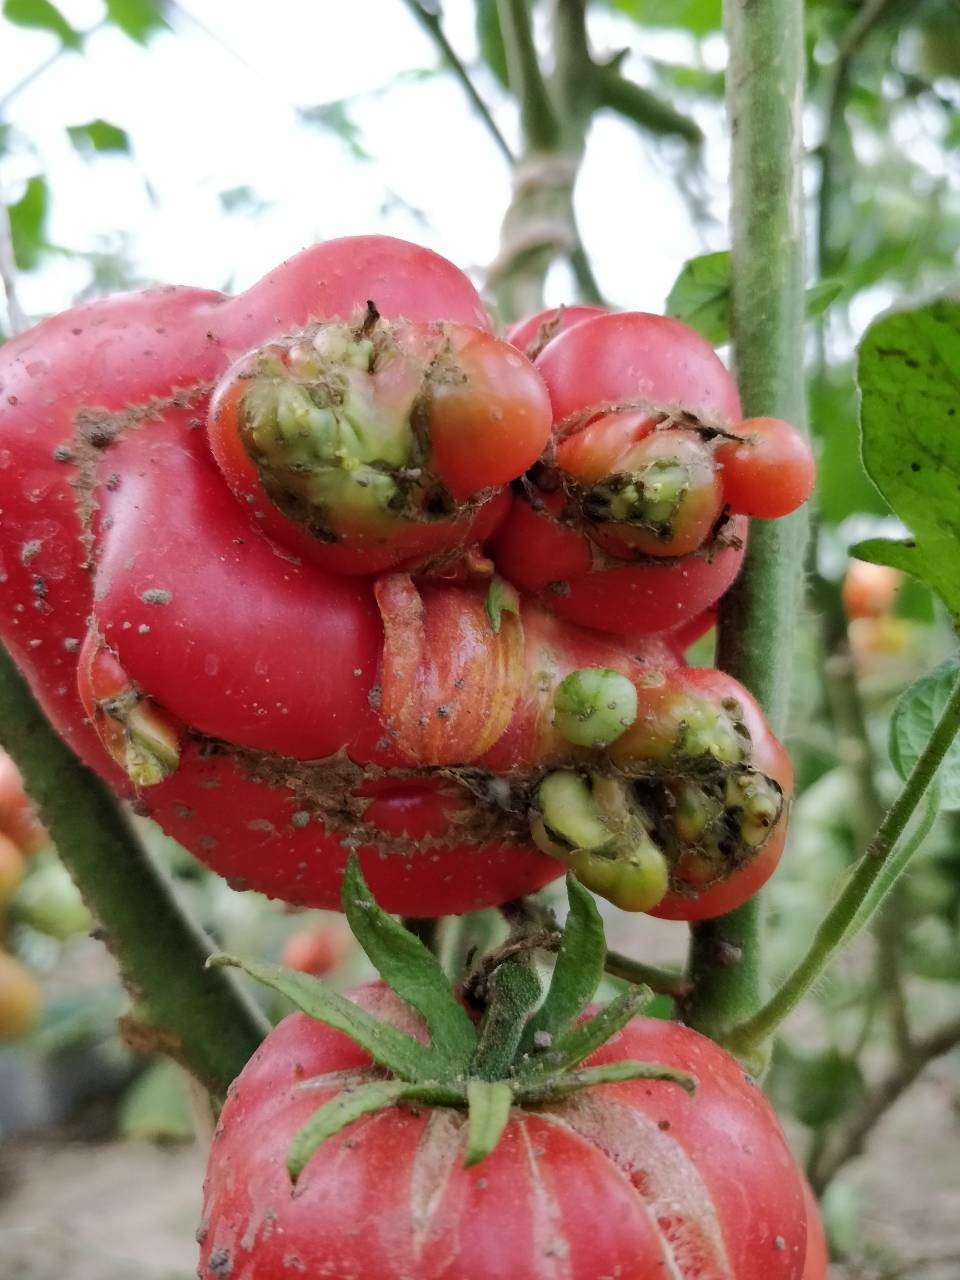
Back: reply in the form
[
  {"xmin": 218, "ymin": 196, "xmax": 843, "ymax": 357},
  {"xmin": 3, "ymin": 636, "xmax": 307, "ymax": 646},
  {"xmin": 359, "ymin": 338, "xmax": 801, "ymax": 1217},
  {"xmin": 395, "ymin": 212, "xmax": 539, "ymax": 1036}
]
[
  {"xmin": 104, "ymin": 0, "xmax": 168, "ymax": 43},
  {"xmin": 809, "ymin": 368, "xmax": 889, "ymax": 524},
  {"xmin": 520, "ymin": 987, "xmax": 651, "ymax": 1079},
  {"xmin": 465, "ymin": 1079, "xmax": 513, "ymax": 1166},
  {"xmin": 519, "ymin": 1059, "xmax": 695, "ymax": 1104},
  {"xmin": 288, "ymin": 1080, "xmax": 415, "ymax": 1182},
  {"xmin": 772, "ymin": 1046, "xmax": 866, "ymax": 1129},
  {"xmin": 666, "ymin": 251, "xmax": 843, "ymax": 345},
  {"xmin": 604, "ymin": 0, "xmax": 721, "ymax": 37},
  {"xmin": 665, "ymin": 251, "xmax": 731, "ymax": 345},
  {"xmin": 891, "ymin": 658, "xmax": 960, "ymax": 807},
  {"xmin": 472, "ymin": 957, "xmax": 541, "ymax": 1081},
  {"xmin": 3, "ymin": 0, "xmax": 82, "ymax": 48},
  {"xmin": 67, "ymin": 119, "xmax": 130, "ymax": 158},
  {"xmin": 475, "ymin": 0, "xmax": 510, "ymax": 88},
  {"xmin": 485, "ymin": 576, "xmax": 520, "ymax": 634},
  {"xmin": 299, "ymin": 100, "xmax": 370, "ymax": 161},
  {"xmin": 119, "ymin": 1058, "xmax": 193, "ymax": 1141},
  {"xmin": 208, "ymin": 954, "xmax": 444, "ymax": 1082},
  {"xmin": 520, "ymin": 876, "xmax": 605, "ymax": 1057},
  {"xmin": 856, "ymin": 300, "xmax": 960, "ymax": 620},
  {"xmin": 341, "ymin": 856, "xmax": 476, "ymax": 1071},
  {"xmin": 7, "ymin": 175, "xmax": 49, "ymax": 271}
]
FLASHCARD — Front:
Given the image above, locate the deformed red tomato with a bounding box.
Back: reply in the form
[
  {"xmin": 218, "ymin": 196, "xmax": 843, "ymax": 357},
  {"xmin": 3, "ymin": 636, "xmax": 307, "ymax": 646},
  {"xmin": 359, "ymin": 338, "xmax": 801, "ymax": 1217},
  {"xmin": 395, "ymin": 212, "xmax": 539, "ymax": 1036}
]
[{"xmin": 199, "ymin": 983, "xmax": 809, "ymax": 1280}]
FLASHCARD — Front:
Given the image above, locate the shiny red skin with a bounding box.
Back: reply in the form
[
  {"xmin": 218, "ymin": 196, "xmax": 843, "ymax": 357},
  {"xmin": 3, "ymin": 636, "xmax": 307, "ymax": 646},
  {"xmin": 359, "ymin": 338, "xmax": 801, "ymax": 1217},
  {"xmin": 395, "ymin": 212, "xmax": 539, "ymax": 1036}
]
[
  {"xmin": 491, "ymin": 312, "xmax": 747, "ymax": 636},
  {"xmin": 199, "ymin": 984, "xmax": 808, "ymax": 1280},
  {"xmin": 715, "ymin": 418, "xmax": 816, "ymax": 520},
  {"xmin": 491, "ymin": 493, "xmax": 747, "ymax": 636}
]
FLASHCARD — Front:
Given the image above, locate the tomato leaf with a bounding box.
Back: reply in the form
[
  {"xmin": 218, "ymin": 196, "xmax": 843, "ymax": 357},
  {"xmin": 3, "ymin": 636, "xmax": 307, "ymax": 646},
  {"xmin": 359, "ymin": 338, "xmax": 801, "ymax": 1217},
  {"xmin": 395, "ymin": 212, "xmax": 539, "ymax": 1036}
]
[
  {"xmin": 602, "ymin": 0, "xmax": 721, "ymax": 36},
  {"xmin": 772, "ymin": 1047, "xmax": 866, "ymax": 1129},
  {"xmin": 104, "ymin": 0, "xmax": 168, "ymax": 43},
  {"xmin": 666, "ymin": 250, "xmax": 842, "ymax": 345},
  {"xmin": 519, "ymin": 875, "xmax": 605, "ymax": 1057},
  {"xmin": 3, "ymin": 0, "xmax": 82, "ymax": 48},
  {"xmin": 119, "ymin": 1058, "xmax": 193, "ymax": 1141},
  {"xmin": 299, "ymin": 99, "xmax": 370, "ymax": 161},
  {"xmin": 67, "ymin": 119, "xmax": 130, "ymax": 158},
  {"xmin": 7, "ymin": 175, "xmax": 49, "ymax": 271},
  {"xmin": 208, "ymin": 954, "xmax": 444, "ymax": 1082},
  {"xmin": 890, "ymin": 656, "xmax": 960, "ymax": 807},
  {"xmin": 464, "ymin": 1079, "xmax": 513, "ymax": 1167},
  {"xmin": 485, "ymin": 575, "xmax": 520, "ymax": 634},
  {"xmin": 519, "ymin": 986, "xmax": 651, "ymax": 1079},
  {"xmin": 472, "ymin": 957, "xmax": 541, "ymax": 1081},
  {"xmin": 855, "ymin": 300, "xmax": 960, "ymax": 620},
  {"xmin": 519, "ymin": 1059, "xmax": 695, "ymax": 1103},
  {"xmin": 341, "ymin": 856, "xmax": 477, "ymax": 1071}
]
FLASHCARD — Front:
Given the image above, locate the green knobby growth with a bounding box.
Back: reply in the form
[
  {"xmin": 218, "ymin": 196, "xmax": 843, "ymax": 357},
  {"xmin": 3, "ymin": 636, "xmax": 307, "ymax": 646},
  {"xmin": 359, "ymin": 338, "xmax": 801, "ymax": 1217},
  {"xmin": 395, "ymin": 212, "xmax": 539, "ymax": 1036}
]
[
  {"xmin": 553, "ymin": 668, "xmax": 638, "ymax": 748},
  {"xmin": 583, "ymin": 459, "xmax": 689, "ymax": 537},
  {"xmin": 211, "ymin": 859, "xmax": 694, "ymax": 1181},
  {"xmin": 236, "ymin": 312, "xmax": 452, "ymax": 540}
]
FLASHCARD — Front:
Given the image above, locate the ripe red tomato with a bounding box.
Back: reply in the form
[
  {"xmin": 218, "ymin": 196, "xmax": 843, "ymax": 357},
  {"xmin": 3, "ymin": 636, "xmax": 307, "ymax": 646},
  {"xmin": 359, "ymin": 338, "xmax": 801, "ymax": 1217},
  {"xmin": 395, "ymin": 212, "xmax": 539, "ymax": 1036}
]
[
  {"xmin": 505, "ymin": 304, "xmax": 608, "ymax": 357},
  {"xmin": 714, "ymin": 418, "xmax": 815, "ymax": 519},
  {"xmin": 280, "ymin": 922, "xmax": 352, "ymax": 976},
  {"xmin": 0, "ymin": 751, "xmax": 47, "ymax": 856},
  {"xmin": 199, "ymin": 984, "xmax": 808, "ymax": 1280}
]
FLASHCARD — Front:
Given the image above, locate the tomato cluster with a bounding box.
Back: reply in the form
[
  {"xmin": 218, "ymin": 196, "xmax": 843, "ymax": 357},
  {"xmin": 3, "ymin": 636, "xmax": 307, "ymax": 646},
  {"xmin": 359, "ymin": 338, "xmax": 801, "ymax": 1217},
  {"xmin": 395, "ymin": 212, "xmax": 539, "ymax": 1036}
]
[{"xmin": 0, "ymin": 236, "xmax": 812, "ymax": 920}]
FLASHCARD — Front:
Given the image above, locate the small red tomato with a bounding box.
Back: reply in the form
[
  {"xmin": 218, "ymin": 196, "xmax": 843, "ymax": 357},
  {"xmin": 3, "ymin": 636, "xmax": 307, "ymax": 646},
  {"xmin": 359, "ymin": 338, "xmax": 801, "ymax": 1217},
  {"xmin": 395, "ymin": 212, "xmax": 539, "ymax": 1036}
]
[
  {"xmin": 0, "ymin": 751, "xmax": 47, "ymax": 856},
  {"xmin": 280, "ymin": 922, "xmax": 351, "ymax": 976},
  {"xmin": 199, "ymin": 985, "xmax": 809, "ymax": 1280},
  {"xmin": 841, "ymin": 560, "xmax": 902, "ymax": 621},
  {"xmin": 715, "ymin": 417, "xmax": 815, "ymax": 519},
  {"xmin": 506, "ymin": 304, "xmax": 608, "ymax": 358}
]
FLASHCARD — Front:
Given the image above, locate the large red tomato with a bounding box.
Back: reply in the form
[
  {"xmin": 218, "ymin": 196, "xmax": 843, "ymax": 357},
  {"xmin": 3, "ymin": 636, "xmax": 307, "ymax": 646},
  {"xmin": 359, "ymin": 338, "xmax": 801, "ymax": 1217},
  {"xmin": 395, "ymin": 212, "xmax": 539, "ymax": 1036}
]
[{"xmin": 199, "ymin": 984, "xmax": 809, "ymax": 1280}]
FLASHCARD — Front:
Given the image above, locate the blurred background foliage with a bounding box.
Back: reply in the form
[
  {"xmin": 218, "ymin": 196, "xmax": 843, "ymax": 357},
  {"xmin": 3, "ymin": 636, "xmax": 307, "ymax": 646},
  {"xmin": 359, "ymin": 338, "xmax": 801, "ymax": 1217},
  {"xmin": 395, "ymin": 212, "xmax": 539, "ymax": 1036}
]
[{"xmin": 2, "ymin": 2, "xmax": 960, "ymax": 1276}]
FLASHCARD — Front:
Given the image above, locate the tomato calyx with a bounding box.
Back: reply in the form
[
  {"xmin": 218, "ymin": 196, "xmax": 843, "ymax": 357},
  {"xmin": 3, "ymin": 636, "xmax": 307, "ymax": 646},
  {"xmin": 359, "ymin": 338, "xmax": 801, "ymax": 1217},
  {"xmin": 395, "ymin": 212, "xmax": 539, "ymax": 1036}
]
[{"xmin": 211, "ymin": 860, "xmax": 695, "ymax": 1177}]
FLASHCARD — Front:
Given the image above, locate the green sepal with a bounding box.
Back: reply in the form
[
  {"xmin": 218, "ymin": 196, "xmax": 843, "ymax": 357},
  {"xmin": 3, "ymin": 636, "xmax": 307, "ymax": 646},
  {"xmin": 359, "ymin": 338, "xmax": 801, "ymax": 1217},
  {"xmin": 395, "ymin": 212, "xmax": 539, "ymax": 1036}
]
[
  {"xmin": 486, "ymin": 576, "xmax": 520, "ymax": 634},
  {"xmin": 465, "ymin": 1079, "xmax": 513, "ymax": 1167},
  {"xmin": 519, "ymin": 1059, "xmax": 696, "ymax": 1105},
  {"xmin": 287, "ymin": 1078, "xmax": 464, "ymax": 1183},
  {"xmin": 472, "ymin": 957, "xmax": 541, "ymax": 1081},
  {"xmin": 519, "ymin": 876, "xmax": 605, "ymax": 1058},
  {"xmin": 208, "ymin": 955, "xmax": 445, "ymax": 1082},
  {"xmin": 519, "ymin": 986, "xmax": 652, "ymax": 1080},
  {"xmin": 342, "ymin": 856, "xmax": 477, "ymax": 1071}
]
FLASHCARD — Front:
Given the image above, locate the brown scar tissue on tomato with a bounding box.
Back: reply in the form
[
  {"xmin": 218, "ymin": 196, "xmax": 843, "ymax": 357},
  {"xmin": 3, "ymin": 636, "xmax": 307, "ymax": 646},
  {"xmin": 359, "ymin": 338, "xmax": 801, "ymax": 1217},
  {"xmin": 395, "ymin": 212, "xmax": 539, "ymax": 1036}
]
[{"xmin": 0, "ymin": 235, "xmax": 808, "ymax": 919}]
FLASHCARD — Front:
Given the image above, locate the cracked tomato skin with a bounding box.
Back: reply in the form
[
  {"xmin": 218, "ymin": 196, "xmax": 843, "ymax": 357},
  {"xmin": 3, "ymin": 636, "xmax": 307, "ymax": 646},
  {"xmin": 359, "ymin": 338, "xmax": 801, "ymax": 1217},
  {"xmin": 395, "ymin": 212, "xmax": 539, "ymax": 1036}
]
[{"xmin": 199, "ymin": 983, "xmax": 808, "ymax": 1280}]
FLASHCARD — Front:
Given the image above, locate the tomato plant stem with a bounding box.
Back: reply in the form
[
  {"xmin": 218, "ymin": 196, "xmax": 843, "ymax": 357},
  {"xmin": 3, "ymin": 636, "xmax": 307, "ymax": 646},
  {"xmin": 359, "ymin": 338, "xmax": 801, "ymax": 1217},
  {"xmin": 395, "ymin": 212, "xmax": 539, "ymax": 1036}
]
[
  {"xmin": 729, "ymin": 667, "xmax": 960, "ymax": 1055},
  {"xmin": 683, "ymin": 0, "xmax": 808, "ymax": 1047},
  {"xmin": 0, "ymin": 644, "xmax": 268, "ymax": 1094}
]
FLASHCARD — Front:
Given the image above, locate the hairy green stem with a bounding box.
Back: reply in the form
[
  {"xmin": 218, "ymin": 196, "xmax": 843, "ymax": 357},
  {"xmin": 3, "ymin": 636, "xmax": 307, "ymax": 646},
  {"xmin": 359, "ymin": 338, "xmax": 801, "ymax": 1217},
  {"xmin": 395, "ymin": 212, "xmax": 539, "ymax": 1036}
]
[
  {"xmin": 399, "ymin": 0, "xmax": 514, "ymax": 164},
  {"xmin": 728, "ymin": 670, "xmax": 960, "ymax": 1055},
  {"xmin": 0, "ymin": 646, "xmax": 268, "ymax": 1093},
  {"xmin": 605, "ymin": 950, "xmax": 693, "ymax": 999},
  {"xmin": 683, "ymin": 0, "xmax": 807, "ymax": 1045}
]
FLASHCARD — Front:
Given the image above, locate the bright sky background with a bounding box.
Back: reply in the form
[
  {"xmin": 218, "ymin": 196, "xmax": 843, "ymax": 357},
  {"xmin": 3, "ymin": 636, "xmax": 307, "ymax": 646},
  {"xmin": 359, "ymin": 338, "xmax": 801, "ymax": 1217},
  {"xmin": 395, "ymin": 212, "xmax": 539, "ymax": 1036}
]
[{"xmin": 1, "ymin": 0, "xmax": 726, "ymax": 322}]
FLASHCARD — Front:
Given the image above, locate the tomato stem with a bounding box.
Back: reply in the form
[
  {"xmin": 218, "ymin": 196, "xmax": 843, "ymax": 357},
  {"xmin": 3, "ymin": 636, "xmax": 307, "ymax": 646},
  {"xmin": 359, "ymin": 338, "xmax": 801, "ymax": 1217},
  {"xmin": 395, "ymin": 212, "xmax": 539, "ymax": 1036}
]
[
  {"xmin": 682, "ymin": 0, "xmax": 808, "ymax": 1048},
  {"xmin": 728, "ymin": 666, "xmax": 960, "ymax": 1056},
  {"xmin": 0, "ymin": 643, "xmax": 268, "ymax": 1093}
]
